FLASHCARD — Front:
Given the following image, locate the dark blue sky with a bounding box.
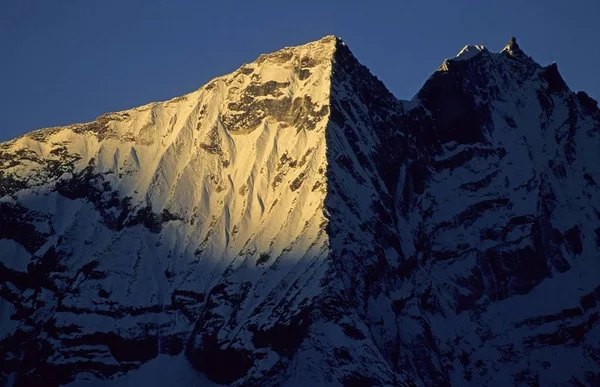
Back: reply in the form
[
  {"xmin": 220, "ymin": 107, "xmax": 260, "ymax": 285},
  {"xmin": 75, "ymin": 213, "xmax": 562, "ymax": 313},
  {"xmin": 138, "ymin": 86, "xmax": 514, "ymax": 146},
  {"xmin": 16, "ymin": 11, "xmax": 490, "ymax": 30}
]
[{"xmin": 1, "ymin": 1, "xmax": 598, "ymax": 142}]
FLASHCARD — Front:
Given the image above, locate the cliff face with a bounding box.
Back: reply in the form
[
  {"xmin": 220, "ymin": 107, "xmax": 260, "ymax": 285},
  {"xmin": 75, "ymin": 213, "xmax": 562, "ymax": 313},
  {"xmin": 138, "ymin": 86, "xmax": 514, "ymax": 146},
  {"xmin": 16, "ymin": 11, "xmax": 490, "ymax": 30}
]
[
  {"xmin": 359, "ymin": 39, "xmax": 600, "ymax": 386},
  {"xmin": 1, "ymin": 36, "xmax": 599, "ymax": 386}
]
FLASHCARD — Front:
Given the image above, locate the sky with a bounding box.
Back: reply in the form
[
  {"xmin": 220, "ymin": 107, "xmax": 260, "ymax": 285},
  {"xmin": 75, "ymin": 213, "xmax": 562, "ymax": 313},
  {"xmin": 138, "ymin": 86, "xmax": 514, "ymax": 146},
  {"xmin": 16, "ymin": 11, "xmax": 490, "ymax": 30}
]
[{"xmin": 1, "ymin": 0, "xmax": 599, "ymax": 142}]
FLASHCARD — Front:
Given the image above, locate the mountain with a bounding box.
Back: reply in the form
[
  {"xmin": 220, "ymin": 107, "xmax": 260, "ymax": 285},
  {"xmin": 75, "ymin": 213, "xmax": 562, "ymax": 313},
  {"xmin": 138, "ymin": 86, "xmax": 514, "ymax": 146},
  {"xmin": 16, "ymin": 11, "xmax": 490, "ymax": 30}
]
[{"xmin": 1, "ymin": 35, "xmax": 599, "ymax": 386}]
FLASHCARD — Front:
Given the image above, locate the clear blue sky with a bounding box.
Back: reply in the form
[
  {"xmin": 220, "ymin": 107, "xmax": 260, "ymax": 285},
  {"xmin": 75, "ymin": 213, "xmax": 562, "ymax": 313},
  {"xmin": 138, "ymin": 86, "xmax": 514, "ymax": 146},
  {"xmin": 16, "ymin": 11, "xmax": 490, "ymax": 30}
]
[{"xmin": 1, "ymin": 1, "xmax": 598, "ymax": 142}]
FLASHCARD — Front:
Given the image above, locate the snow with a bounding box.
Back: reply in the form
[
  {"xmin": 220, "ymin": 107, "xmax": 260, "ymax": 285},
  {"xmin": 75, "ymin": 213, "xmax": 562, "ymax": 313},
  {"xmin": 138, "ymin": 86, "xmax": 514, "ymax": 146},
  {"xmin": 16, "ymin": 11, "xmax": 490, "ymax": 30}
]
[
  {"xmin": 1, "ymin": 34, "xmax": 599, "ymax": 387},
  {"xmin": 0, "ymin": 300, "xmax": 19, "ymax": 340},
  {"xmin": 454, "ymin": 44, "xmax": 487, "ymax": 61},
  {"xmin": 66, "ymin": 355, "xmax": 219, "ymax": 387},
  {"xmin": 0, "ymin": 239, "xmax": 31, "ymax": 271},
  {"xmin": 0, "ymin": 34, "xmax": 342, "ymax": 384}
]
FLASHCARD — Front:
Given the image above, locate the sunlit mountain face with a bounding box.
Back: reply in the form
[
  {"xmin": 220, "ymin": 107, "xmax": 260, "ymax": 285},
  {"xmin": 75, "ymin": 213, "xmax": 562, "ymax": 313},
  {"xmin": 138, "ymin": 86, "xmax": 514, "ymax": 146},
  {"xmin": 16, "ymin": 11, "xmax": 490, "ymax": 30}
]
[{"xmin": 1, "ymin": 36, "xmax": 599, "ymax": 386}]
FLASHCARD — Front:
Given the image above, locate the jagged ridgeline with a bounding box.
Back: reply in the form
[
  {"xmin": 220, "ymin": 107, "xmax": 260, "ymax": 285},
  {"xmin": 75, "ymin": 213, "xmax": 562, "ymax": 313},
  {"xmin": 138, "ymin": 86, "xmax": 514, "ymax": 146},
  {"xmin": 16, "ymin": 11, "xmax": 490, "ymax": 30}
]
[{"xmin": 1, "ymin": 35, "xmax": 600, "ymax": 386}]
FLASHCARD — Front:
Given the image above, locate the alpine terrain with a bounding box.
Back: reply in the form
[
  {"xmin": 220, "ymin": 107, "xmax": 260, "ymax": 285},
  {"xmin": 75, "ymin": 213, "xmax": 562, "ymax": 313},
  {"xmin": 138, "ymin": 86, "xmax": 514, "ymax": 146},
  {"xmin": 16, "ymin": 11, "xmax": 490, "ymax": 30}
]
[{"xmin": 1, "ymin": 35, "xmax": 599, "ymax": 386}]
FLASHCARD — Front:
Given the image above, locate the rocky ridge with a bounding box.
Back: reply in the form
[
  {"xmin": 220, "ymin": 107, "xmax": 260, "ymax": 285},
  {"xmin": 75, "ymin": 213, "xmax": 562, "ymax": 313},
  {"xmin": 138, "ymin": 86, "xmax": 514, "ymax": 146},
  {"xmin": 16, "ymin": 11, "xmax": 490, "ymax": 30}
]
[{"xmin": 1, "ymin": 36, "xmax": 599, "ymax": 386}]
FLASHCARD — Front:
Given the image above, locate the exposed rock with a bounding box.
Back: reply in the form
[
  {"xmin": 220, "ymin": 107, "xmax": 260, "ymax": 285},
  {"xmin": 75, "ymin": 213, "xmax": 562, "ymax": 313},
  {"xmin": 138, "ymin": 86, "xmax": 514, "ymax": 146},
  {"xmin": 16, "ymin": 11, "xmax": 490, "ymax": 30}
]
[{"xmin": 1, "ymin": 35, "xmax": 599, "ymax": 387}]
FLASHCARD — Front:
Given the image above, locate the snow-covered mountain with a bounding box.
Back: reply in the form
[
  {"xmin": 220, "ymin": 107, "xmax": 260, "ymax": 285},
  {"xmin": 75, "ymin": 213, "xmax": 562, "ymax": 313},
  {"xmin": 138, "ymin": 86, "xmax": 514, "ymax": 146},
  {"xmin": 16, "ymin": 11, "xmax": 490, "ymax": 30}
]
[{"xmin": 1, "ymin": 35, "xmax": 599, "ymax": 386}]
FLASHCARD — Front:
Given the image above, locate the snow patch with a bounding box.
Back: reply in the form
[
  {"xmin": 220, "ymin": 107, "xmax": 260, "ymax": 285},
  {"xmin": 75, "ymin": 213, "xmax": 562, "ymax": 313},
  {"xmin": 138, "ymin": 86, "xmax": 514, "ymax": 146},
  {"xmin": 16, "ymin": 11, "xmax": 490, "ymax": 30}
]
[{"xmin": 66, "ymin": 355, "xmax": 219, "ymax": 387}]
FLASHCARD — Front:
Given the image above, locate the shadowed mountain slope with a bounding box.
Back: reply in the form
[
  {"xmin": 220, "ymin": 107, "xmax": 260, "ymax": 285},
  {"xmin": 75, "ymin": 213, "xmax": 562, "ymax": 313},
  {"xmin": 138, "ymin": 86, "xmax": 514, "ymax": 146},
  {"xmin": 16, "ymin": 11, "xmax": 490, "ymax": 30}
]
[{"xmin": 1, "ymin": 36, "xmax": 599, "ymax": 386}]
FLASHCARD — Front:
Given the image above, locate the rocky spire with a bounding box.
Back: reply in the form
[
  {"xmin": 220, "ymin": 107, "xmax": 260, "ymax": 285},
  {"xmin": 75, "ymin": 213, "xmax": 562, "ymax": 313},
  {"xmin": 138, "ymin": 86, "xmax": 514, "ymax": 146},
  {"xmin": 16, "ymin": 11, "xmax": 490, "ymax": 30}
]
[{"xmin": 501, "ymin": 36, "xmax": 524, "ymax": 57}]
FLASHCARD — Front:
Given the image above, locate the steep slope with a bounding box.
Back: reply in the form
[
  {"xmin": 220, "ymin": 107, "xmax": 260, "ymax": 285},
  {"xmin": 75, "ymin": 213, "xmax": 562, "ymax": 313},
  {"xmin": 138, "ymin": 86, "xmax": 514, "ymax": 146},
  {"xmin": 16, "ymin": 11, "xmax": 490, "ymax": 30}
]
[
  {"xmin": 0, "ymin": 36, "xmax": 414, "ymax": 387},
  {"xmin": 0, "ymin": 36, "xmax": 335, "ymax": 386},
  {"xmin": 378, "ymin": 38, "xmax": 600, "ymax": 385},
  {"xmin": 1, "ymin": 36, "xmax": 600, "ymax": 387}
]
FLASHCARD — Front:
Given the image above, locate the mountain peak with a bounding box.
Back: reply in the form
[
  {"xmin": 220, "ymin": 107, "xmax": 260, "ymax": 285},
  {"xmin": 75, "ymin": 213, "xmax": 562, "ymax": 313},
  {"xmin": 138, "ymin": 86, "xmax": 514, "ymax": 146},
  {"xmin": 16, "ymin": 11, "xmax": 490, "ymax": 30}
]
[
  {"xmin": 436, "ymin": 44, "xmax": 488, "ymax": 71},
  {"xmin": 455, "ymin": 44, "xmax": 488, "ymax": 61},
  {"xmin": 319, "ymin": 34, "xmax": 341, "ymax": 43},
  {"xmin": 251, "ymin": 34, "xmax": 338, "ymax": 68},
  {"xmin": 251, "ymin": 35, "xmax": 346, "ymax": 65},
  {"xmin": 501, "ymin": 36, "xmax": 524, "ymax": 57},
  {"xmin": 2, "ymin": 34, "xmax": 600, "ymax": 387}
]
